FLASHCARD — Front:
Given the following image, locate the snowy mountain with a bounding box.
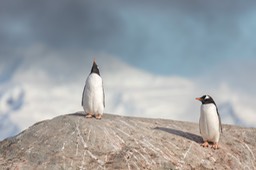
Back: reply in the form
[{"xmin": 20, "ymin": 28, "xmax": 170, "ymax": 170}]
[{"xmin": 0, "ymin": 85, "xmax": 24, "ymax": 140}]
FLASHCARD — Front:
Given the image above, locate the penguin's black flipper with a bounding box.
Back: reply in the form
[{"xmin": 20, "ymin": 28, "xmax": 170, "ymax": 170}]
[
  {"xmin": 103, "ymin": 85, "xmax": 105, "ymax": 107},
  {"xmin": 216, "ymin": 108, "xmax": 223, "ymax": 133},
  {"xmin": 211, "ymin": 99, "xmax": 222, "ymax": 133},
  {"xmin": 81, "ymin": 85, "xmax": 86, "ymax": 106}
]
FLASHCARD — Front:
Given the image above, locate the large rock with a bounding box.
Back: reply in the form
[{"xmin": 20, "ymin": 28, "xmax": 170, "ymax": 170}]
[{"xmin": 0, "ymin": 112, "xmax": 255, "ymax": 169}]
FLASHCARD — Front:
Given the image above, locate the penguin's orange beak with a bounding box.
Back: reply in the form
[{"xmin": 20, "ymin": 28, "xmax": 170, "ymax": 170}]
[
  {"xmin": 195, "ymin": 97, "xmax": 203, "ymax": 101},
  {"xmin": 93, "ymin": 58, "xmax": 96, "ymax": 64}
]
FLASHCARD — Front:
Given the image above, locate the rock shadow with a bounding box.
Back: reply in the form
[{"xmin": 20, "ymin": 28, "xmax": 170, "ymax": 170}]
[
  {"xmin": 154, "ymin": 127, "xmax": 203, "ymax": 143},
  {"xmin": 68, "ymin": 111, "xmax": 85, "ymax": 117}
]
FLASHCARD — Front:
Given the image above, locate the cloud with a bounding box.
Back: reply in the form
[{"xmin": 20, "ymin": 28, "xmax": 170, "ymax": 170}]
[{"xmin": 1, "ymin": 0, "xmax": 256, "ymax": 76}]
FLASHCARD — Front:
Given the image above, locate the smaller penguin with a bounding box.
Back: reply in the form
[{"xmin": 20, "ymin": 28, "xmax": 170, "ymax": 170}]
[
  {"xmin": 82, "ymin": 60, "xmax": 105, "ymax": 119},
  {"xmin": 196, "ymin": 95, "xmax": 222, "ymax": 149}
]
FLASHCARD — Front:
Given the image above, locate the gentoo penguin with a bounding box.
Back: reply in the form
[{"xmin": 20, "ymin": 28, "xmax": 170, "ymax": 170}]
[
  {"xmin": 196, "ymin": 95, "xmax": 222, "ymax": 149},
  {"xmin": 82, "ymin": 60, "xmax": 105, "ymax": 119}
]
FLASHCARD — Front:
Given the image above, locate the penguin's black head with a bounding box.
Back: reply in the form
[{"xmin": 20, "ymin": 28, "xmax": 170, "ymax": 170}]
[
  {"xmin": 90, "ymin": 60, "xmax": 100, "ymax": 76},
  {"xmin": 196, "ymin": 95, "xmax": 216, "ymax": 105}
]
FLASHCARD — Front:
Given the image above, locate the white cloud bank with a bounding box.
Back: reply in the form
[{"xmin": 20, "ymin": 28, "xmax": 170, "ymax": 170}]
[{"xmin": 0, "ymin": 45, "xmax": 255, "ymax": 140}]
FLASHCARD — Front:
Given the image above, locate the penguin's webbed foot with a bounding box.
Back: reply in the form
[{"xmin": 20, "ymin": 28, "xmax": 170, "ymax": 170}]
[
  {"xmin": 201, "ymin": 141, "xmax": 209, "ymax": 147},
  {"xmin": 95, "ymin": 114, "xmax": 102, "ymax": 120},
  {"xmin": 86, "ymin": 113, "xmax": 93, "ymax": 118},
  {"xmin": 212, "ymin": 143, "xmax": 219, "ymax": 150}
]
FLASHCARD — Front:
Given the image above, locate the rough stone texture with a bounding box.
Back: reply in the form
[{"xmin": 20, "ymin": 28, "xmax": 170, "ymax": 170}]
[{"xmin": 0, "ymin": 112, "xmax": 255, "ymax": 170}]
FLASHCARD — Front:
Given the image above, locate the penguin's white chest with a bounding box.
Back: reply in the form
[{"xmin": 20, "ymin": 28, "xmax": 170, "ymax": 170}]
[
  {"xmin": 82, "ymin": 73, "xmax": 104, "ymax": 115},
  {"xmin": 199, "ymin": 104, "xmax": 220, "ymax": 143}
]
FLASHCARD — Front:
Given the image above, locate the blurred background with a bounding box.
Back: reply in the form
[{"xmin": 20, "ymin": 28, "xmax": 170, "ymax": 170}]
[{"xmin": 1, "ymin": 0, "xmax": 256, "ymax": 140}]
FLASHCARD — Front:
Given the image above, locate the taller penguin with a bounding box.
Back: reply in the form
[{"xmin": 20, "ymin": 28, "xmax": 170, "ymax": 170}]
[
  {"xmin": 196, "ymin": 95, "xmax": 222, "ymax": 149},
  {"xmin": 82, "ymin": 60, "xmax": 105, "ymax": 119}
]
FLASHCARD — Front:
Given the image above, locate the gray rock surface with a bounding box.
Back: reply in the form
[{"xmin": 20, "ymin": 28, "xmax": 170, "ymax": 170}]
[{"xmin": 0, "ymin": 112, "xmax": 255, "ymax": 170}]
